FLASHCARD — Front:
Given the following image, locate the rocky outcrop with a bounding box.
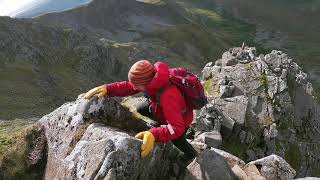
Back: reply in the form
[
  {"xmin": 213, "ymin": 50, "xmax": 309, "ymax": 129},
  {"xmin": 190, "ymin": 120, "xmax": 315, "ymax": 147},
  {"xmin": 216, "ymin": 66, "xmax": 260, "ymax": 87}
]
[
  {"xmin": 38, "ymin": 94, "xmax": 171, "ymax": 179},
  {"xmin": 37, "ymin": 94, "xmax": 239, "ymax": 179},
  {"xmin": 198, "ymin": 45, "xmax": 320, "ymax": 177}
]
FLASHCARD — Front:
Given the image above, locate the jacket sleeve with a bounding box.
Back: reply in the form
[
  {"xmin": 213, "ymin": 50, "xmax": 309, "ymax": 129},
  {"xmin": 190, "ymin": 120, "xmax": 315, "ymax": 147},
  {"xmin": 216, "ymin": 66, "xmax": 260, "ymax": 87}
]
[
  {"xmin": 106, "ymin": 81, "xmax": 139, "ymax": 97},
  {"xmin": 149, "ymin": 86, "xmax": 186, "ymax": 142}
]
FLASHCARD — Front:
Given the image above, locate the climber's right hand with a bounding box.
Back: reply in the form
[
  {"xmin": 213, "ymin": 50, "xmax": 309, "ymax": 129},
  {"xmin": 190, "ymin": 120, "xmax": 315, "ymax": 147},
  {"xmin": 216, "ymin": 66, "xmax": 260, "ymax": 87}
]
[
  {"xmin": 135, "ymin": 131, "xmax": 155, "ymax": 158},
  {"xmin": 84, "ymin": 85, "xmax": 107, "ymax": 99}
]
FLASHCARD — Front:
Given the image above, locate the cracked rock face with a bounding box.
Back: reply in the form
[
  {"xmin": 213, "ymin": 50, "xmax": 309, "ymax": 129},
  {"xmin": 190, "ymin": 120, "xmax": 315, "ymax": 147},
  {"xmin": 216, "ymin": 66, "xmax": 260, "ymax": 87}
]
[
  {"xmin": 39, "ymin": 95, "xmax": 173, "ymax": 180},
  {"xmin": 197, "ymin": 46, "xmax": 320, "ymax": 177}
]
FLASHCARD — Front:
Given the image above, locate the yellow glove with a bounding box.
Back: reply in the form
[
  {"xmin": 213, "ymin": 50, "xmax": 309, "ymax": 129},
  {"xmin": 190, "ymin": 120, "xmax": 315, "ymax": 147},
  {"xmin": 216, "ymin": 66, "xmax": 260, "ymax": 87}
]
[
  {"xmin": 135, "ymin": 131, "xmax": 155, "ymax": 158},
  {"xmin": 84, "ymin": 85, "xmax": 107, "ymax": 99}
]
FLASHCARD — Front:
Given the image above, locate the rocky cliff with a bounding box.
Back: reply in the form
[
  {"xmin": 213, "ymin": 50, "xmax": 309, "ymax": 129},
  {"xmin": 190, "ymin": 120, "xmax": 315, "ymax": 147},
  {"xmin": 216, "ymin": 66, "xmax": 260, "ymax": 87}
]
[
  {"xmin": 1, "ymin": 46, "xmax": 319, "ymax": 179},
  {"xmin": 198, "ymin": 45, "xmax": 320, "ymax": 177}
]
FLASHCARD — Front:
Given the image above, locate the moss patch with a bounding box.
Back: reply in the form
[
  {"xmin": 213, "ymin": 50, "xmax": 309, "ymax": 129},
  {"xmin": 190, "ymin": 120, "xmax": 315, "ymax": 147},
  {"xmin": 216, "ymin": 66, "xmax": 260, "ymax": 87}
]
[
  {"xmin": 203, "ymin": 79, "xmax": 213, "ymax": 96},
  {"xmin": 287, "ymin": 73, "xmax": 297, "ymax": 104},
  {"xmin": 313, "ymin": 83, "xmax": 320, "ymax": 103},
  {"xmin": 0, "ymin": 121, "xmax": 47, "ymax": 179},
  {"xmin": 284, "ymin": 143, "xmax": 302, "ymax": 171},
  {"xmin": 278, "ymin": 113, "xmax": 294, "ymax": 130},
  {"xmin": 0, "ymin": 119, "xmax": 37, "ymax": 155},
  {"xmin": 193, "ymin": 8, "xmax": 223, "ymax": 22},
  {"xmin": 257, "ymin": 73, "xmax": 271, "ymax": 102},
  {"xmin": 222, "ymin": 135, "xmax": 247, "ymax": 161}
]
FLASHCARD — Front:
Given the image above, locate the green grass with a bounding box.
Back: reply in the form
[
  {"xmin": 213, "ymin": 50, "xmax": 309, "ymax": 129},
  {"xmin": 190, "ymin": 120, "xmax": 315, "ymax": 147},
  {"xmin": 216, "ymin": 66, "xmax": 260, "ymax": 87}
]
[
  {"xmin": 0, "ymin": 120, "xmax": 46, "ymax": 179},
  {"xmin": 314, "ymin": 83, "xmax": 320, "ymax": 103},
  {"xmin": 287, "ymin": 73, "xmax": 297, "ymax": 104},
  {"xmin": 153, "ymin": 24, "xmax": 228, "ymax": 66},
  {"xmin": 222, "ymin": 136, "xmax": 248, "ymax": 161},
  {"xmin": 0, "ymin": 59, "xmax": 84, "ymax": 119},
  {"xmin": 193, "ymin": 8, "xmax": 223, "ymax": 22},
  {"xmin": 203, "ymin": 79, "xmax": 216, "ymax": 97},
  {"xmin": 0, "ymin": 62, "xmax": 43, "ymax": 118},
  {"xmin": 285, "ymin": 143, "xmax": 302, "ymax": 172},
  {"xmin": 0, "ymin": 119, "xmax": 36, "ymax": 156}
]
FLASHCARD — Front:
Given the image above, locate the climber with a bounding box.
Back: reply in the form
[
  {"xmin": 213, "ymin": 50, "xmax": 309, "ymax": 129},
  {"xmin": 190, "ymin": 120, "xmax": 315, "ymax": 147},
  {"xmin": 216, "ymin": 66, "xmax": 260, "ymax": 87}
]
[{"xmin": 84, "ymin": 60, "xmax": 198, "ymax": 164}]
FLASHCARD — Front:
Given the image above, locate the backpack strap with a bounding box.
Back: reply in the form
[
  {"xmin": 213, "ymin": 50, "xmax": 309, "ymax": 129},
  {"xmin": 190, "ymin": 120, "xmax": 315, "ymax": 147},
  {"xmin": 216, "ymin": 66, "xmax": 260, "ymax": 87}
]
[
  {"xmin": 155, "ymin": 82, "xmax": 171, "ymax": 105},
  {"xmin": 155, "ymin": 81, "xmax": 187, "ymax": 115}
]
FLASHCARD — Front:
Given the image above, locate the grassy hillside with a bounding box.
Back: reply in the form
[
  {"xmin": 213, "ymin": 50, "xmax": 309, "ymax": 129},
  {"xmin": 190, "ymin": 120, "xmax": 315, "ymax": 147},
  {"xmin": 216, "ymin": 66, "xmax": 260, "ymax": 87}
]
[{"xmin": 0, "ymin": 0, "xmax": 267, "ymax": 119}]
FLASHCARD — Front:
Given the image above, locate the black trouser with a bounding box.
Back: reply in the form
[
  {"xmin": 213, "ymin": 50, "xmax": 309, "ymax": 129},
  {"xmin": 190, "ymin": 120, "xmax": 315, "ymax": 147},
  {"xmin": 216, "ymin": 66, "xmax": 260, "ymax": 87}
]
[{"xmin": 136, "ymin": 99, "xmax": 198, "ymax": 159}]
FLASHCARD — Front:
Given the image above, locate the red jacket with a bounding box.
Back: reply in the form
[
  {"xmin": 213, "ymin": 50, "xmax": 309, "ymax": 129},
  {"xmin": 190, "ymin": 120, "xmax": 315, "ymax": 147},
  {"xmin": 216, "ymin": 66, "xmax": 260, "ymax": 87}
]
[{"xmin": 105, "ymin": 61, "xmax": 193, "ymax": 142}]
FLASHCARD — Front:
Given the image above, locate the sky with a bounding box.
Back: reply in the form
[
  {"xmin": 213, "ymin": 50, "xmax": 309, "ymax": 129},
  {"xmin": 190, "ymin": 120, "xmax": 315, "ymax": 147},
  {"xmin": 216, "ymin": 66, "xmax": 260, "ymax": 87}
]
[
  {"xmin": 0, "ymin": 0, "xmax": 91, "ymax": 18},
  {"xmin": 0, "ymin": 0, "xmax": 48, "ymax": 17}
]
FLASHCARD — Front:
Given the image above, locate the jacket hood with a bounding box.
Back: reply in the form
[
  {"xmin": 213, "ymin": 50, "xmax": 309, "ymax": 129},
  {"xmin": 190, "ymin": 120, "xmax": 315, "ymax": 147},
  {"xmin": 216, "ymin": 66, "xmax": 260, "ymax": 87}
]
[{"xmin": 146, "ymin": 61, "xmax": 170, "ymax": 96}]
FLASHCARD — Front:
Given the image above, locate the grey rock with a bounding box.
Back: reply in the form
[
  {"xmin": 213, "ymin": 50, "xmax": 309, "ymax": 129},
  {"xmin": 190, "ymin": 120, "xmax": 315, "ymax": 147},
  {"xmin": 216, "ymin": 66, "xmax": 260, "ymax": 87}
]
[
  {"xmin": 281, "ymin": 69, "xmax": 288, "ymax": 79},
  {"xmin": 202, "ymin": 66, "xmax": 221, "ymax": 80},
  {"xmin": 191, "ymin": 117, "xmax": 214, "ymax": 132},
  {"xmin": 219, "ymin": 84, "xmax": 235, "ymax": 98},
  {"xmin": 295, "ymin": 71, "xmax": 308, "ymax": 85},
  {"xmin": 211, "ymin": 148, "xmax": 246, "ymax": 168},
  {"xmin": 248, "ymin": 154, "xmax": 296, "ymax": 180},
  {"xmin": 202, "ymin": 67, "xmax": 213, "ymax": 79},
  {"xmin": 213, "ymin": 96, "xmax": 248, "ymax": 130},
  {"xmin": 192, "ymin": 105, "xmax": 219, "ymax": 132},
  {"xmin": 274, "ymin": 67, "xmax": 281, "ymax": 73},
  {"xmin": 222, "ymin": 51, "xmax": 239, "ymax": 66},
  {"xmin": 263, "ymin": 123, "xmax": 278, "ymax": 140},
  {"xmin": 214, "ymin": 117, "xmax": 222, "ymax": 131},
  {"xmin": 244, "ymin": 164, "xmax": 266, "ymax": 180},
  {"xmin": 215, "ymin": 59, "xmax": 222, "ymax": 66},
  {"xmin": 245, "ymin": 131, "xmax": 255, "ymax": 144},
  {"xmin": 205, "ymin": 62, "xmax": 213, "ymax": 67},
  {"xmin": 295, "ymin": 178, "xmax": 320, "ymax": 180},
  {"xmin": 194, "ymin": 131, "xmax": 222, "ymax": 148},
  {"xmin": 232, "ymin": 165, "xmax": 250, "ymax": 180},
  {"xmin": 190, "ymin": 141, "xmax": 208, "ymax": 153},
  {"xmin": 269, "ymin": 123, "xmax": 279, "ymax": 138},
  {"xmin": 39, "ymin": 96, "xmax": 172, "ymax": 180},
  {"xmin": 256, "ymin": 60, "xmax": 269, "ymax": 73},
  {"xmin": 246, "ymin": 149, "xmax": 256, "ymax": 161},
  {"xmin": 218, "ymin": 79, "xmax": 227, "ymax": 85},
  {"xmin": 184, "ymin": 149, "xmax": 236, "ymax": 180},
  {"xmin": 226, "ymin": 58, "xmax": 239, "ymax": 66},
  {"xmin": 239, "ymin": 130, "xmax": 247, "ymax": 143}
]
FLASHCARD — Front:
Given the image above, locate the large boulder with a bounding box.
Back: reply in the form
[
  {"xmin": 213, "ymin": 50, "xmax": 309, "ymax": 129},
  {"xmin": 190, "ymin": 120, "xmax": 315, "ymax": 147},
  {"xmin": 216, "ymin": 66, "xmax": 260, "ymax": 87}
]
[
  {"xmin": 247, "ymin": 154, "xmax": 296, "ymax": 180},
  {"xmin": 211, "ymin": 148, "xmax": 245, "ymax": 168},
  {"xmin": 212, "ymin": 95, "xmax": 248, "ymax": 133},
  {"xmin": 39, "ymin": 95, "xmax": 173, "ymax": 180},
  {"xmin": 184, "ymin": 149, "xmax": 236, "ymax": 180}
]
